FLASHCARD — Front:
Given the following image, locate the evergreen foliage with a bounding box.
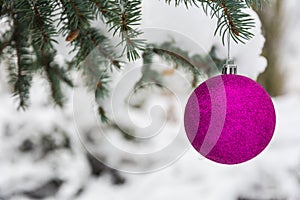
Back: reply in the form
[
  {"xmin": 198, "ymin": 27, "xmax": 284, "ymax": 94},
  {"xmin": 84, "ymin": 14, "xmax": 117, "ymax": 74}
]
[
  {"xmin": 165, "ymin": 0, "xmax": 266, "ymax": 44},
  {"xmin": 0, "ymin": 0, "xmax": 266, "ymax": 120},
  {"xmin": 135, "ymin": 42, "xmax": 225, "ymax": 91}
]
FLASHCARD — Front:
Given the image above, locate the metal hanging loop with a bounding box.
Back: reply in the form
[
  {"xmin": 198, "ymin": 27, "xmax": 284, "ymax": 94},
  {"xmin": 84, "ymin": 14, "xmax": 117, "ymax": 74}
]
[{"xmin": 222, "ymin": 31, "xmax": 237, "ymax": 75}]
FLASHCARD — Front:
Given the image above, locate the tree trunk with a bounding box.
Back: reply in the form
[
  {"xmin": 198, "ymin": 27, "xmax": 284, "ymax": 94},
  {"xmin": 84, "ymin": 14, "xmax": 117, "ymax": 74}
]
[{"xmin": 256, "ymin": 0, "xmax": 285, "ymax": 97}]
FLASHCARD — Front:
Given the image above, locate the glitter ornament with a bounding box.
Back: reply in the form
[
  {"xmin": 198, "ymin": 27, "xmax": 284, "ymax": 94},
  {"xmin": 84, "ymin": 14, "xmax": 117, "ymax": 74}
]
[{"xmin": 184, "ymin": 74, "xmax": 276, "ymax": 164}]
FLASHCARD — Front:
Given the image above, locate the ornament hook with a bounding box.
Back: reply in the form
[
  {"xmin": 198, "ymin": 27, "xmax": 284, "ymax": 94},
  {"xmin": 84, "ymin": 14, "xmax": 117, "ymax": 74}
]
[{"xmin": 222, "ymin": 31, "xmax": 237, "ymax": 75}]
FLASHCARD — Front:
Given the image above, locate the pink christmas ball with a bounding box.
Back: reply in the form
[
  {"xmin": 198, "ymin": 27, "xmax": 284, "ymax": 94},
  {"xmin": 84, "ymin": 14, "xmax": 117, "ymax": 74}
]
[{"xmin": 184, "ymin": 74, "xmax": 276, "ymax": 164}]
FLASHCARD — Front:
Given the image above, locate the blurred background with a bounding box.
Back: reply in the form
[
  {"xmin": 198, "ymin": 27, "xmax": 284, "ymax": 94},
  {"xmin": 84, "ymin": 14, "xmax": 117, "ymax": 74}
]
[{"xmin": 1, "ymin": 0, "xmax": 300, "ymax": 200}]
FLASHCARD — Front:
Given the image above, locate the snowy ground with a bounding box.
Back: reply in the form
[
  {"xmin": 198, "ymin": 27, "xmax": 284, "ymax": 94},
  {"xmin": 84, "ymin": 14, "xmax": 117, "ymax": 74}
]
[
  {"xmin": 1, "ymin": 0, "xmax": 300, "ymax": 200},
  {"xmin": 76, "ymin": 94, "xmax": 300, "ymax": 200},
  {"xmin": 1, "ymin": 85, "xmax": 300, "ymax": 200}
]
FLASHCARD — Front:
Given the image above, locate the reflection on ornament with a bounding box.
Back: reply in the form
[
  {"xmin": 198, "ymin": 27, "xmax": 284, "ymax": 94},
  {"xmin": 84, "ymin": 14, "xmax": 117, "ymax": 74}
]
[{"xmin": 184, "ymin": 74, "xmax": 276, "ymax": 164}]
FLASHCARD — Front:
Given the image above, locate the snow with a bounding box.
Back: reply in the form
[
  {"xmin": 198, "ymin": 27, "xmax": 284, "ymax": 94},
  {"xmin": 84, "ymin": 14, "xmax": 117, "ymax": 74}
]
[
  {"xmin": 67, "ymin": 95, "xmax": 300, "ymax": 200},
  {"xmin": 1, "ymin": 0, "xmax": 300, "ymax": 200}
]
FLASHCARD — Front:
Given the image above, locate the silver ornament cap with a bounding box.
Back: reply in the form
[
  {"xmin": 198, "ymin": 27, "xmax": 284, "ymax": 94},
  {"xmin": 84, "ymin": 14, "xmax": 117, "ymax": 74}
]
[{"xmin": 222, "ymin": 59, "xmax": 237, "ymax": 75}]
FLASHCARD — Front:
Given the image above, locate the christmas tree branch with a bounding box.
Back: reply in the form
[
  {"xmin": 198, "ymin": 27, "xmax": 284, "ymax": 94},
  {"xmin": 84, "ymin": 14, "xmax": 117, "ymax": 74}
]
[
  {"xmin": 136, "ymin": 42, "xmax": 226, "ymax": 91},
  {"xmin": 0, "ymin": 0, "xmax": 267, "ymax": 114},
  {"xmin": 79, "ymin": 49, "xmax": 111, "ymax": 122},
  {"xmin": 89, "ymin": 0, "xmax": 114, "ymax": 19},
  {"xmin": 103, "ymin": 0, "xmax": 145, "ymax": 61},
  {"xmin": 165, "ymin": 0, "xmax": 266, "ymax": 43},
  {"xmin": 17, "ymin": 0, "xmax": 58, "ymax": 50},
  {"xmin": 58, "ymin": 0, "xmax": 92, "ymax": 34},
  {"xmin": 151, "ymin": 47, "xmax": 201, "ymax": 87},
  {"xmin": 8, "ymin": 1, "xmax": 33, "ymax": 109}
]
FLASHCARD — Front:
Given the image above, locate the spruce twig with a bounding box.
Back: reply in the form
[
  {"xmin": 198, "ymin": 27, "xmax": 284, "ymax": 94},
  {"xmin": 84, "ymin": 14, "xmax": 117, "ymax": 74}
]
[{"xmin": 165, "ymin": 0, "xmax": 266, "ymax": 44}]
